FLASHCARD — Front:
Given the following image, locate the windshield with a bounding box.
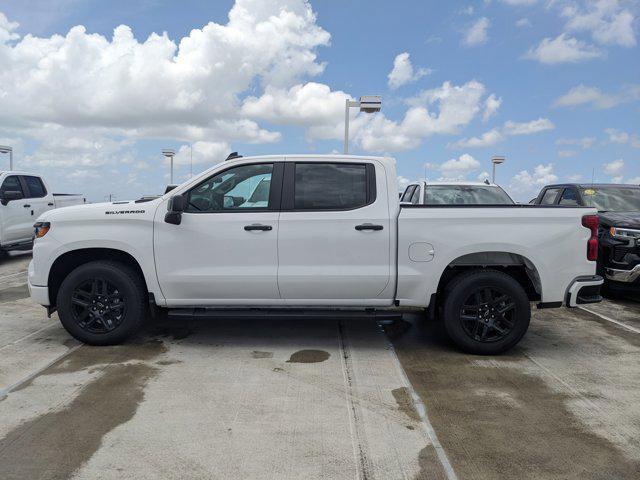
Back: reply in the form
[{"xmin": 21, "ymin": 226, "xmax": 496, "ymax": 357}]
[
  {"xmin": 424, "ymin": 185, "xmax": 514, "ymax": 205},
  {"xmin": 580, "ymin": 187, "xmax": 640, "ymax": 212}
]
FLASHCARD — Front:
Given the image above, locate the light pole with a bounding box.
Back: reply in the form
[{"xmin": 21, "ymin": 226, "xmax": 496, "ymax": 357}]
[
  {"xmin": 344, "ymin": 95, "xmax": 382, "ymax": 154},
  {"xmin": 162, "ymin": 149, "xmax": 176, "ymax": 184},
  {"xmin": 491, "ymin": 155, "xmax": 505, "ymax": 183},
  {"xmin": 0, "ymin": 146, "xmax": 13, "ymax": 171}
]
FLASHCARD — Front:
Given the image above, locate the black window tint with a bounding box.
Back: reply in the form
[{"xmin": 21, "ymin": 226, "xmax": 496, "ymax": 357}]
[
  {"xmin": 0, "ymin": 176, "xmax": 24, "ymax": 195},
  {"xmin": 410, "ymin": 185, "xmax": 421, "ymax": 204},
  {"xmin": 185, "ymin": 163, "xmax": 273, "ymax": 213},
  {"xmin": 559, "ymin": 188, "xmax": 579, "ymax": 206},
  {"xmin": 23, "ymin": 176, "xmax": 47, "ymax": 198},
  {"xmin": 294, "ymin": 163, "xmax": 368, "ymax": 210},
  {"xmin": 401, "ymin": 185, "xmax": 416, "ymax": 202},
  {"xmin": 540, "ymin": 188, "xmax": 561, "ymax": 205}
]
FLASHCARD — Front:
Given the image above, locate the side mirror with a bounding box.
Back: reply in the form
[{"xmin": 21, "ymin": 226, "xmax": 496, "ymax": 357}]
[
  {"xmin": 0, "ymin": 190, "xmax": 23, "ymax": 206},
  {"xmin": 165, "ymin": 194, "xmax": 186, "ymax": 225}
]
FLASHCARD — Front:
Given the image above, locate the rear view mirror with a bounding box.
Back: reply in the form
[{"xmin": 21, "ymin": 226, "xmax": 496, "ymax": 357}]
[
  {"xmin": 0, "ymin": 190, "xmax": 23, "ymax": 206},
  {"xmin": 165, "ymin": 194, "xmax": 186, "ymax": 225}
]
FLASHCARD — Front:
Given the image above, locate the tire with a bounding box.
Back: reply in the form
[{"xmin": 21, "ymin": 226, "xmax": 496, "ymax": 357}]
[
  {"xmin": 442, "ymin": 269, "xmax": 531, "ymax": 355},
  {"xmin": 57, "ymin": 261, "xmax": 146, "ymax": 345}
]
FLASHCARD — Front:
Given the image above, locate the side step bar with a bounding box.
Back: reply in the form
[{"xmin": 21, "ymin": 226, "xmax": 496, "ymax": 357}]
[{"xmin": 167, "ymin": 308, "xmax": 403, "ymax": 321}]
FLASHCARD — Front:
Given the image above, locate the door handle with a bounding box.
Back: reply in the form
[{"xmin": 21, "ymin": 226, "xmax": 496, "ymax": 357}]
[
  {"xmin": 355, "ymin": 223, "xmax": 383, "ymax": 231},
  {"xmin": 23, "ymin": 204, "xmax": 31, "ymax": 208},
  {"xmin": 244, "ymin": 224, "xmax": 272, "ymax": 231}
]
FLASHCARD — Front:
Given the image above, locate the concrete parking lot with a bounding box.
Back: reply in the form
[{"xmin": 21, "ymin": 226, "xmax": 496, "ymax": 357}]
[{"xmin": 1, "ymin": 252, "xmax": 639, "ymax": 479}]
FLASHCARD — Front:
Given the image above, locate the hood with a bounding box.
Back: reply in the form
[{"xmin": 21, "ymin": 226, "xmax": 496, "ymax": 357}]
[
  {"xmin": 598, "ymin": 211, "xmax": 640, "ymax": 229},
  {"xmin": 38, "ymin": 199, "xmax": 162, "ymax": 223}
]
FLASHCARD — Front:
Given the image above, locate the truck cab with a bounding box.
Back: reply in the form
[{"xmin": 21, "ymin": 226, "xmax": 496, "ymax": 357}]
[{"xmin": 0, "ymin": 171, "xmax": 84, "ymax": 254}]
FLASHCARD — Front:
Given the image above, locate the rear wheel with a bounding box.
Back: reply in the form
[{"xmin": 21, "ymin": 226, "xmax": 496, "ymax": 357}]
[
  {"xmin": 442, "ymin": 270, "xmax": 530, "ymax": 355},
  {"xmin": 57, "ymin": 261, "xmax": 146, "ymax": 345}
]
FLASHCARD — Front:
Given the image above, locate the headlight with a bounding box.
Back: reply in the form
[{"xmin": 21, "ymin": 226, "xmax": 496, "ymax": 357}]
[
  {"xmin": 610, "ymin": 227, "xmax": 640, "ymax": 242},
  {"xmin": 34, "ymin": 222, "xmax": 51, "ymax": 239}
]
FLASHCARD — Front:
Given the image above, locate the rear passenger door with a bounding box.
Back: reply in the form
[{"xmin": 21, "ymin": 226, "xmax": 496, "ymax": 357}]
[{"xmin": 277, "ymin": 159, "xmax": 391, "ymax": 303}]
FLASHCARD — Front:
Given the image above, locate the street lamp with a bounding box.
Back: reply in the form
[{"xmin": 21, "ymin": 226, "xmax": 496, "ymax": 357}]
[
  {"xmin": 491, "ymin": 155, "xmax": 505, "ymax": 183},
  {"xmin": 0, "ymin": 146, "xmax": 13, "ymax": 171},
  {"xmin": 162, "ymin": 149, "xmax": 176, "ymax": 184},
  {"xmin": 344, "ymin": 95, "xmax": 382, "ymax": 154}
]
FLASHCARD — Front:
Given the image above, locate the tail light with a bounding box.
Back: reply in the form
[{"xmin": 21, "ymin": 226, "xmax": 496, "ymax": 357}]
[{"xmin": 582, "ymin": 215, "xmax": 599, "ymax": 261}]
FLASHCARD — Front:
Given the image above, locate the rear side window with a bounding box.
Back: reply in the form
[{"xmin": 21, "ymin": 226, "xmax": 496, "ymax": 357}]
[
  {"xmin": 294, "ymin": 163, "xmax": 370, "ymax": 210},
  {"xmin": 401, "ymin": 185, "xmax": 416, "ymax": 202},
  {"xmin": 23, "ymin": 176, "xmax": 47, "ymax": 198},
  {"xmin": 410, "ymin": 185, "xmax": 422, "ymax": 204},
  {"xmin": 559, "ymin": 188, "xmax": 579, "ymax": 206},
  {"xmin": 540, "ymin": 188, "xmax": 562, "ymax": 205},
  {"xmin": 0, "ymin": 175, "xmax": 23, "ymax": 195}
]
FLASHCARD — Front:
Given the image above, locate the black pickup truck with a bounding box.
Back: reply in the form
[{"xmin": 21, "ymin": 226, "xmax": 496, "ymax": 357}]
[{"xmin": 533, "ymin": 183, "xmax": 640, "ymax": 296}]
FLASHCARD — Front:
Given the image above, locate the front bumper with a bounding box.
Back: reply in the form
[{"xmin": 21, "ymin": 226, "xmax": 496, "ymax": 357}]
[
  {"xmin": 605, "ymin": 264, "xmax": 640, "ymax": 283},
  {"xmin": 565, "ymin": 275, "xmax": 603, "ymax": 307},
  {"xmin": 28, "ymin": 260, "xmax": 50, "ymax": 306}
]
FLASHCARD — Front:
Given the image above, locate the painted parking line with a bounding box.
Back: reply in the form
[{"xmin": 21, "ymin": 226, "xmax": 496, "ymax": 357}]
[
  {"xmin": 384, "ymin": 328, "xmax": 459, "ymax": 480},
  {"xmin": 0, "ymin": 344, "xmax": 81, "ymax": 401},
  {"xmin": 0, "ymin": 270, "xmax": 28, "ymax": 282},
  {"xmin": 579, "ymin": 306, "xmax": 640, "ymax": 334}
]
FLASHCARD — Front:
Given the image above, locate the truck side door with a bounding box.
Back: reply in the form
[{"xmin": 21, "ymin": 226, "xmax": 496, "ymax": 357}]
[
  {"xmin": 0, "ymin": 175, "xmax": 32, "ymax": 245},
  {"xmin": 22, "ymin": 175, "xmax": 52, "ymax": 219},
  {"xmin": 277, "ymin": 159, "xmax": 391, "ymax": 303},
  {"xmin": 154, "ymin": 161, "xmax": 283, "ymax": 305}
]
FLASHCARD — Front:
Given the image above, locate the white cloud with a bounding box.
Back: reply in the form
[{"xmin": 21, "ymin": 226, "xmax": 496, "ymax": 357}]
[
  {"xmin": 355, "ymin": 80, "xmax": 489, "ymax": 152},
  {"xmin": 510, "ymin": 164, "xmax": 558, "ymax": 196},
  {"xmin": 553, "ymin": 84, "xmax": 640, "ymax": 109},
  {"xmin": 242, "ymin": 83, "xmax": 349, "ymax": 127},
  {"xmin": 0, "ymin": 0, "xmax": 331, "ymax": 160},
  {"xmin": 173, "ymin": 141, "xmax": 232, "ymax": 166},
  {"xmin": 603, "ymin": 158, "xmax": 624, "ymax": 175},
  {"xmin": 450, "ymin": 129, "xmax": 505, "ymax": 149},
  {"xmin": 483, "ymin": 94, "xmax": 502, "ymax": 121},
  {"xmin": 558, "ymin": 150, "xmax": 576, "ymax": 158},
  {"xmin": 450, "ymin": 117, "xmax": 554, "ymax": 149},
  {"xmin": 556, "ymin": 136, "xmax": 596, "ymax": 149},
  {"xmin": 397, "ymin": 175, "xmax": 411, "ymax": 190},
  {"xmin": 515, "ymin": 18, "xmax": 532, "ymax": 28},
  {"xmin": 387, "ymin": 52, "xmax": 431, "ymax": 89},
  {"xmin": 605, "ymin": 128, "xmax": 640, "ymax": 148},
  {"xmin": 502, "ymin": 118, "xmax": 555, "ymax": 135},
  {"xmin": 627, "ymin": 176, "xmax": 640, "ymax": 184},
  {"xmin": 426, "ymin": 154, "xmax": 481, "ymax": 181},
  {"xmin": 524, "ymin": 33, "xmax": 602, "ymax": 64},
  {"xmin": 562, "ymin": 0, "xmax": 636, "ymax": 47},
  {"xmin": 499, "ymin": 0, "xmax": 538, "ymax": 5},
  {"xmin": 462, "ymin": 17, "xmax": 490, "ymax": 47},
  {"xmin": 568, "ymin": 174, "xmax": 584, "ymax": 182},
  {"xmin": 477, "ymin": 171, "xmax": 491, "ymax": 181}
]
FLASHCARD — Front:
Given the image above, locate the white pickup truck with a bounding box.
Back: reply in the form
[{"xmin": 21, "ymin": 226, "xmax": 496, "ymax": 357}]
[
  {"xmin": 29, "ymin": 155, "xmax": 603, "ymax": 354},
  {"xmin": 0, "ymin": 171, "xmax": 85, "ymax": 255}
]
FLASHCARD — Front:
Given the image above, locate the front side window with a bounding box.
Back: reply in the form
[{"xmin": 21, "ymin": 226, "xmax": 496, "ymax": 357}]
[
  {"xmin": 185, "ymin": 163, "xmax": 273, "ymax": 213},
  {"xmin": 0, "ymin": 176, "xmax": 24, "ymax": 196},
  {"xmin": 23, "ymin": 176, "xmax": 47, "ymax": 198},
  {"xmin": 540, "ymin": 188, "xmax": 562, "ymax": 205},
  {"xmin": 294, "ymin": 163, "xmax": 369, "ymax": 210}
]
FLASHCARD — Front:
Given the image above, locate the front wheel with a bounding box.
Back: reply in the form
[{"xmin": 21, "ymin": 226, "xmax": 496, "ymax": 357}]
[
  {"xmin": 57, "ymin": 261, "xmax": 146, "ymax": 345},
  {"xmin": 442, "ymin": 270, "xmax": 531, "ymax": 355}
]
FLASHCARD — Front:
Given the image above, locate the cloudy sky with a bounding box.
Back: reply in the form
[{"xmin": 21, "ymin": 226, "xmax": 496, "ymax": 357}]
[{"xmin": 0, "ymin": 0, "xmax": 638, "ymax": 202}]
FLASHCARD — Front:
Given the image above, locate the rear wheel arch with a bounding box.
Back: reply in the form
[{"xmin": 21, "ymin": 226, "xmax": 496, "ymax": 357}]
[
  {"xmin": 435, "ymin": 251, "xmax": 542, "ymax": 303},
  {"xmin": 48, "ymin": 248, "xmax": 148, "ymax": 308}
]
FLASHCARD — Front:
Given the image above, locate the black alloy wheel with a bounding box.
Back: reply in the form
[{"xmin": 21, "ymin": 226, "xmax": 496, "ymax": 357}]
[{"xmin": 459, "ymin": 287, "xmax": 516, "ymax": 343}]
